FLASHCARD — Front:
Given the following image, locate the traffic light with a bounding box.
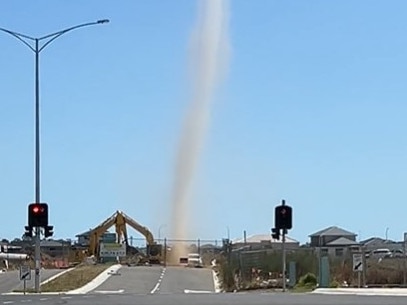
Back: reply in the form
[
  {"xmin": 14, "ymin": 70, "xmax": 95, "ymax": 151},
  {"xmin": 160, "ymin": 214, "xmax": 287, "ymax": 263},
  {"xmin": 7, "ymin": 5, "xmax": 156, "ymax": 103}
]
[
  {"xmin": 24, "ymin": 226, "xmax": 33, "ymax": 238},
  {"xmin": 44, "ymin": 225, "xmax": 54, "ymax": 238},
  {"xmin": 28, "ymin": 203, "xmax": 48, "ymax": 227},
  {"xmin": 271, "ymin": 228, "xmax": 280, "ymax": 240},
  {"xmin": 275, "ymin": 201, "xmax": 292, "ymax": 230}
]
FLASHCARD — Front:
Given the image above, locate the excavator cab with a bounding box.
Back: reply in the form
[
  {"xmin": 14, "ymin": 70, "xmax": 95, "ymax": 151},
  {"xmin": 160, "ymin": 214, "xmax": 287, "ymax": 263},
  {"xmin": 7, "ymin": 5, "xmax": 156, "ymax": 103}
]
[{"xmin": 147, "ymin": 244, "xmax": 163, "ymax": 264}]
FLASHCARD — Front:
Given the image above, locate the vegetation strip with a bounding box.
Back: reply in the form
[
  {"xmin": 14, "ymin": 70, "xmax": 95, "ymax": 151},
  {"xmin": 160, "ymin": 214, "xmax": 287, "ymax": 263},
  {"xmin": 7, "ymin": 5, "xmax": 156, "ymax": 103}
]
[{"xmin": 13, "ymin": 263, "xmax": 114, "ymax": 293}]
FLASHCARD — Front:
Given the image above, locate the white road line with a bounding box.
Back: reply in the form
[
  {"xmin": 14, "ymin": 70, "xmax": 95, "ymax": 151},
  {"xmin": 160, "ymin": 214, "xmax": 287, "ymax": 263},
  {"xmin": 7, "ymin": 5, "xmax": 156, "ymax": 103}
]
[
  {"xmin": 60, "ymin": 296, "xmax": 71, "ymax": 299},
  {"xmin": 39, "ymin": 298, "xmax": 48, "ymax": 301},
  {"xmin": 150, "ymin": 282, "xmax": 160, "ymax": 294},
  {"xmin": 3, "ymin": 301, "xmax": 14, "ymax": 304},
  {"xmin": 150, "ymin": 267, "xmax": 166, "ymax": 294},
  {"xmin": 184, "ymin": 289, "xmax": 212, "ymax": 294},
  {"xmin": 93, "ymin": 289, "xmax": 124, "ymax": 294}
]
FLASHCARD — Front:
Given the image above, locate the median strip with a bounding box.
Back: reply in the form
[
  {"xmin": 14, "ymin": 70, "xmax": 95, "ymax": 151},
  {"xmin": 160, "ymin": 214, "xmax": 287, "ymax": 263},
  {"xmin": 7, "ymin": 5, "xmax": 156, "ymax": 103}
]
[{"xmin": 11, "ymin": 263, "xmax": 121, "ymax": 294}]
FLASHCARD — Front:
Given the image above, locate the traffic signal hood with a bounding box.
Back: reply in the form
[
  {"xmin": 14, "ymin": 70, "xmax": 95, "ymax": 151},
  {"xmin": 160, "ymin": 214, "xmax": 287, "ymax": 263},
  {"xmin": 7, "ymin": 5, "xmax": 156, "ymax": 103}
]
[
  {"xmin": 271, "ymin": 228, "xmax": 280, "ymax": 240},
  {"xmin": 24, "ymin": 226, "xmax": 33, "ymax": 238},
  {"xmin": 44, "ymin": 225, "xmax": 53, "ymax": 238},
  {"xmin": 275, "ymin": 204, "xmax": 292, "ymax": 230},
  {"xmin": 28, "ymin": 203, "xmax": 48, "ymax": 228}
]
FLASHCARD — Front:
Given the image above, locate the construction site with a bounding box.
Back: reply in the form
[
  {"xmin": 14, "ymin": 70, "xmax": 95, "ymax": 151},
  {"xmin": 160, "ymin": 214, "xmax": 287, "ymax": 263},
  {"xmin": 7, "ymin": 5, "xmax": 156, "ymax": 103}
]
[{"xmin": 1, "ymin": 210, "xmax": 222, "ymax": 271}]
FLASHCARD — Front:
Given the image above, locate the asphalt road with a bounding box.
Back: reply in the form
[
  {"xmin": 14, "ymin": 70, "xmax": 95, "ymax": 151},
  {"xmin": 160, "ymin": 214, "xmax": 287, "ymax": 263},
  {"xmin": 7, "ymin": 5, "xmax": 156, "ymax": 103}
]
[
  {"xmin": 2, "ymin": 292, "xmax": 407, "ymax": 305},
  {"xmin": 90, "ymin": 265, "xmax": 215, "ymax": 294},
  {"xmin": 158, "ymin": 266, "xmax": 215, "ymax": 294},
  {"xmin": 0, "ymin": 269, "xmax": 62, "ymax": 293}
]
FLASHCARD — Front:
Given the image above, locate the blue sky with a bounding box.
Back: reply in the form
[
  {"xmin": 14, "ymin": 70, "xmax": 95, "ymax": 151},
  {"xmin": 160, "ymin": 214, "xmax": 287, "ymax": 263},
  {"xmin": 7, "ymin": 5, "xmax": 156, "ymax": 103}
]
[{"xmin": 1, "ymin": 1, "xmax": 407, "ymax": 245}]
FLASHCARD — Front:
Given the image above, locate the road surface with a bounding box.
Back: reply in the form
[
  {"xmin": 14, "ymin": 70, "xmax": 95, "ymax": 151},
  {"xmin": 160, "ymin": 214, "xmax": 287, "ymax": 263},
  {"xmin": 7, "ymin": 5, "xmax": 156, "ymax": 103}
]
[
  {"xmin": 0, "ymin": 269, "xmax": 63, "ymax": 293},
  {"xmin": 2, "ymin": 292, "xmax": 407, "ymax": 305},
  {"xmin": 90, "ymin": 265, "xmax": 215, "ymax": 294}
]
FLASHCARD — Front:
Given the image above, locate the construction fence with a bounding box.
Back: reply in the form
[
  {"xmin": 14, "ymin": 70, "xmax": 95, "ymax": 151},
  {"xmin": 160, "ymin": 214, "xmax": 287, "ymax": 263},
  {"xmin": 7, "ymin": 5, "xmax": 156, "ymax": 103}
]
[{"xmin": 221, "ymin": 247, "xmax": 407, "ymax": 290}]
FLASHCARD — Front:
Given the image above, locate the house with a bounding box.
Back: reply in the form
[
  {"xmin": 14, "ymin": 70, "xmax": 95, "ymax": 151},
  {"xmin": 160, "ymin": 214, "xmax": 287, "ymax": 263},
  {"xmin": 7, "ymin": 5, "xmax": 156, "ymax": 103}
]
[
  {"xmin": 309, "ymin": 226, "xmax": 360, "ymax": 257},
  {"xmin": 40, "ymin": 240, "xmax": 69, "ymax": 257},
  {"xmin": 360, "ymin": 237, "xmax": 404, "ymax": 255},
  {"xmin": 75, "ymin": 230, "xmax": 92, "ymax": 246},
  {"xmin": 232, "ymin": 234, "xmax": 300, "ymax": 251}
]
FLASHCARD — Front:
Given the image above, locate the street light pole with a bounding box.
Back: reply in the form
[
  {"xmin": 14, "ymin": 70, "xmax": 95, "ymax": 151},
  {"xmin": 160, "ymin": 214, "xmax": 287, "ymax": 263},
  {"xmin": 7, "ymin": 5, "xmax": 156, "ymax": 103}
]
[
  {"xmin": 158, "ymin": 224, "xmax": 167, "ymax": 241},
  {"xmin": 0, "ymin": 19, "xmax": 109, "ymax": 293}
]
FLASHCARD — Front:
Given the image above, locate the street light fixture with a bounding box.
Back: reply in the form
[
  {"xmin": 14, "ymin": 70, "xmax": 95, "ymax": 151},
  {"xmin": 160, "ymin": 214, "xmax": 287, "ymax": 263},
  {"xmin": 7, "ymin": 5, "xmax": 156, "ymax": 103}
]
[{"xmin": 0, "ymin": 19, "xmax": 109, "ymax": 293}]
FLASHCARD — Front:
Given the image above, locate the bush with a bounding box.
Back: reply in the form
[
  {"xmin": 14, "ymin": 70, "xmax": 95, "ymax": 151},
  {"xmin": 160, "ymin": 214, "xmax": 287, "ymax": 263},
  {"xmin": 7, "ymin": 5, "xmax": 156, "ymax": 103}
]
[
  {"xmin": 298, "ymin": 272, "xmax": 317, "ymax": 287},
  {"xmin": 330, "ymin": 280, "xmax": 340, "ymax": 288}
]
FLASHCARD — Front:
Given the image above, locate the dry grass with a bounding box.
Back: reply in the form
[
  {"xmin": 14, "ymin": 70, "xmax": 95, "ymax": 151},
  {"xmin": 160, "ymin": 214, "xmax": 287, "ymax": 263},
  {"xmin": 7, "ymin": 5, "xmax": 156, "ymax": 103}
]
[{"xmin": 40, "ymin": 263, "xmax": 114, "ymax": 292}]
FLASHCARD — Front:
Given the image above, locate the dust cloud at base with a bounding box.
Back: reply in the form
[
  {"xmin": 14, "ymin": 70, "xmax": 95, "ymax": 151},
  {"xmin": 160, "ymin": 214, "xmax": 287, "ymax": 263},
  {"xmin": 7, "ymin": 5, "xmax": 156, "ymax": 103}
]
[{"xmin": 167, "ymin": 0, "xmax": 230, "ymax": 264}]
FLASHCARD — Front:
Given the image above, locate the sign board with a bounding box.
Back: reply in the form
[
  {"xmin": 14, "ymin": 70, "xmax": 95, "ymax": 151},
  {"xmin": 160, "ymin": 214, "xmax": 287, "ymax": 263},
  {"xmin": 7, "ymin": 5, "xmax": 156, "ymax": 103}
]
[
  {"xmin": 99, "ymin": 243, "xmax": 126, "ymax": 258},
  {"xmin": 19, "ymin": 265, "xmax": 31, "ymax": 281},
  {"xmin": 353, "ymin": 253, "xmax": 363, "ymax": 272}
]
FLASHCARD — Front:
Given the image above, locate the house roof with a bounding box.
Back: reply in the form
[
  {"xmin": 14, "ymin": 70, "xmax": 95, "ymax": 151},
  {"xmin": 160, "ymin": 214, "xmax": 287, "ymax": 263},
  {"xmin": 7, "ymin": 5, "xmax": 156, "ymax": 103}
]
[
  {"xmin": 360, "ymin": 237, "xmax": 395, "ymax": 245},
  {"xmin": 309, "ymin": 226, "xmax": 356, "ymax": 237},
  {"xmin": 75, "ymin": 230, "xmax": 92, "ymax": 237},
  {"xmin": 326, "ymin": 237, "xmax": 359, "ymax": 246},
  {"xmin": 233, "ymin": 234, "xmax": 299, "ymax": 244},
  {"xmin": 40, "ymin": 240, "xmax": 64, "ymax": 247}
]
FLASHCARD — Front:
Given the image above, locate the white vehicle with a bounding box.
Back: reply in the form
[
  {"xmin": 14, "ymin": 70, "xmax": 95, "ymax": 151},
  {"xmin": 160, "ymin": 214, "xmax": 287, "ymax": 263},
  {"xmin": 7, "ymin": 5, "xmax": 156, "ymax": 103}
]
[
  {"xmin": 187, "ymin": 253, "xmax": 203, "ymax": 268},
  {"xmin": 370, "ymin": 248, "xmax": 392, "ymax": 258}
]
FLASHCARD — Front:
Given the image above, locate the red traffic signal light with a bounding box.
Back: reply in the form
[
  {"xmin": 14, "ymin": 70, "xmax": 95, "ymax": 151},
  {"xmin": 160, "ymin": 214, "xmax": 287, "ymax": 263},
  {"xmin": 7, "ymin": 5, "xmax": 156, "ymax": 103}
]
[
  {"xmin": 28, "ymin": 203, "xmax": 48, "ymax": 228},
  {"xmin": 31, "ymin": 204, "xmax": 44, "ymax": 214},
  {"xmin": 275, "ymin": 201, "xmax": 292, "ymax": 230}
]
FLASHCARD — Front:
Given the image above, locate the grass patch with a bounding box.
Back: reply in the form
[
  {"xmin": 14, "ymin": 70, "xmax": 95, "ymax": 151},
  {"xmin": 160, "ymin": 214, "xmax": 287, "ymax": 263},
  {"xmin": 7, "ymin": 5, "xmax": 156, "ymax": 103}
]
[
  {"xmin": 41, "ymin": 263, "xmax": 114, "ymax": 292},
  {"xmin": 290, "ymin": 284, "xmax": 315, "ymax": 293},
  {"xmin": 14, "ymin": 263, "xmax": 115, "ymax": 293}
]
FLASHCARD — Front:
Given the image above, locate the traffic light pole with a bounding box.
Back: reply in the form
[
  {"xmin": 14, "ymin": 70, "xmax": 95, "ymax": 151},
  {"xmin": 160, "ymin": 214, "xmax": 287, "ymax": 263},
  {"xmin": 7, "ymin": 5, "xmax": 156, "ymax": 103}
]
[
  {"xmin": 282, "ymin": 229, "xmax": 286, "ymax": 292},
  {"xmin": 0, "ymin": 20, "xmax": 109, "ymax": 294},
  {"xmin": 34, "ymin": 38, "xmax": 41, "ymax": 294},
  {"xmin": 34, "ymin": 226, "xmax": 41, "ymax": 292}
]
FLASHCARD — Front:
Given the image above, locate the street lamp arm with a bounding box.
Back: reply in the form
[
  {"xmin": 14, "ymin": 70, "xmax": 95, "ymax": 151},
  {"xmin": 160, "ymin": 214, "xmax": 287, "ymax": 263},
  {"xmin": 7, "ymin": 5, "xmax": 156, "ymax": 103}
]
[
  {"xmin": 0, "ymin": 27, "xmax": 35, "ymax": 52},
  {"xmin": 38, "ymin": 20, "xmax": 109, "ymax": 52}
]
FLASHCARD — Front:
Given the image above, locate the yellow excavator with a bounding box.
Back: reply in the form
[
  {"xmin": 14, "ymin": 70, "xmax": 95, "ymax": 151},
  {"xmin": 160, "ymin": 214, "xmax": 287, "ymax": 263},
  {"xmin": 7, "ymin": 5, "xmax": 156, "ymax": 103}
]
[{"xmin": 87, "ymin": 211, "xmax": 162, "ymax": 264}]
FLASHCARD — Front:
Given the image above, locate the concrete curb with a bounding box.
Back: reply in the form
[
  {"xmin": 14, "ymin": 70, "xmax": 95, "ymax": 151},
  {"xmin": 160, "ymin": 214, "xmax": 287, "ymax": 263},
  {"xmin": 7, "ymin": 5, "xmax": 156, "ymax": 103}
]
[
  {"xmin": 65, "ymin": 264, "xmax": 122, "ymax": 294},
  {"xmin": 312, "ymin": 288, "xmax": 407, "ymax": 296},
  {"xmin": 41, "ymin": 268, "xmax": 74, "ymax": 285},
  {"xmin": 2, "ymin": 264, "xmax": 123, "ymax": 296}
]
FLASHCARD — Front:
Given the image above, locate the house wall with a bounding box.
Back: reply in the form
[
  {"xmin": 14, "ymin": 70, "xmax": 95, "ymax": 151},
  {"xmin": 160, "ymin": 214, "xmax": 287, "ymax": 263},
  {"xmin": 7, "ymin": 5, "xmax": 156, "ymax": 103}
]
[{"xmin": 310, "ymin": 235, "xmax": 356, "ymax": 247}]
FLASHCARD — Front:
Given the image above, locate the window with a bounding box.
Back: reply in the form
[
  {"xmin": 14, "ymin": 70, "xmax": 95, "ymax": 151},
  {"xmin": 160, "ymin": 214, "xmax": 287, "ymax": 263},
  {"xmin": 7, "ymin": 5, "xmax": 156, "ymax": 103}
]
[{"xmin": 335, "ymin": 248, "xmax": 344, "ymax": 257}]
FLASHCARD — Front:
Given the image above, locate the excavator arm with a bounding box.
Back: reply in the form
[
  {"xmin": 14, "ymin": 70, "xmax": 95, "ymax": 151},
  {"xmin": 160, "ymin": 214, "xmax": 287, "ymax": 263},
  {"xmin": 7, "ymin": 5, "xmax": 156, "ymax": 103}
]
[
  {"xmin": 88, "ymin": 212, "xmax": 117, "ymax": 256},
  {"xmin": 120, "ymin": 211, "xmax": 155, "ymax": 245},
  {"xmin": 84, "ymin": 210, "xmax": 162, "ymax": 264}
]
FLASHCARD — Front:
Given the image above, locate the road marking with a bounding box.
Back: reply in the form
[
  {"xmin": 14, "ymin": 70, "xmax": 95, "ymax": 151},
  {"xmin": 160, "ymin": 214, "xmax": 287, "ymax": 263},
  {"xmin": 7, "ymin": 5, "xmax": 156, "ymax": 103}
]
[
  {"xmin": 60, "ymin": 296, "xmax": 72, "ymax": 299},
  {"xmin": 3, "ymin": 302, "xmax": 14, "ymax": 304},
  {"xmin": 184, "ymin": 289, "xmax": 213, "ymax": 294},
  {"xmin": 39, "ymin": 298, "xmax": 48, "ymax": 301},
  {"xmin": 150, "ymin": 267, "xmax": 166, "ymax": 294},
  {"xmin": 94, "ymin": 289, "xmax": 124, "ymax": 294}
]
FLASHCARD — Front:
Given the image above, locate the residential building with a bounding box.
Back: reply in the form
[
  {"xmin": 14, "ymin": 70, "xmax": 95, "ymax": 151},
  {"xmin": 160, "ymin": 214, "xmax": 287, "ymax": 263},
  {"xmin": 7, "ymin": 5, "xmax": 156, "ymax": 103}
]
[
  {"xmin": 309, "ymin": 226, "xmax": 360, "ymax": 257},
  {"xmin": 232, "ymin": 233, "xmax": 300, "ymax": 251}
]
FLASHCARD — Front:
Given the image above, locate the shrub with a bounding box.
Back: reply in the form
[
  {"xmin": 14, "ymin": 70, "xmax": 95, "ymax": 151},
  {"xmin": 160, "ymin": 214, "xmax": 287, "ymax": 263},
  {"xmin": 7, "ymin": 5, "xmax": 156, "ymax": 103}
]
[{"xmin": 298, "ymin": 272, "xmax": 317, "ymax": 287}]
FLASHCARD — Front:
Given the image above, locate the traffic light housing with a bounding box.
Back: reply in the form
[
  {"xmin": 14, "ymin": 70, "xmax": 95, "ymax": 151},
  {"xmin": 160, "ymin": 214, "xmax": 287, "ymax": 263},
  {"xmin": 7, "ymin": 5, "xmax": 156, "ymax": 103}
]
[
  {"xmin": 28, "ymin": 203, "xmax": 48, "ymax": 227},
  {"xmin": 271, "ymin": 228, "xmax": 280, "ymax": 240},
  {"xmin": 275, "ymin": 202, "xmax": 292, "ymax": 230},
  {"xmin": 44, "ymin": 225, "xmax": 54, "ymax": 238},
  {"xmin": 24, "ymin": 226, "xmax": 33, "ymax": 238}
]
